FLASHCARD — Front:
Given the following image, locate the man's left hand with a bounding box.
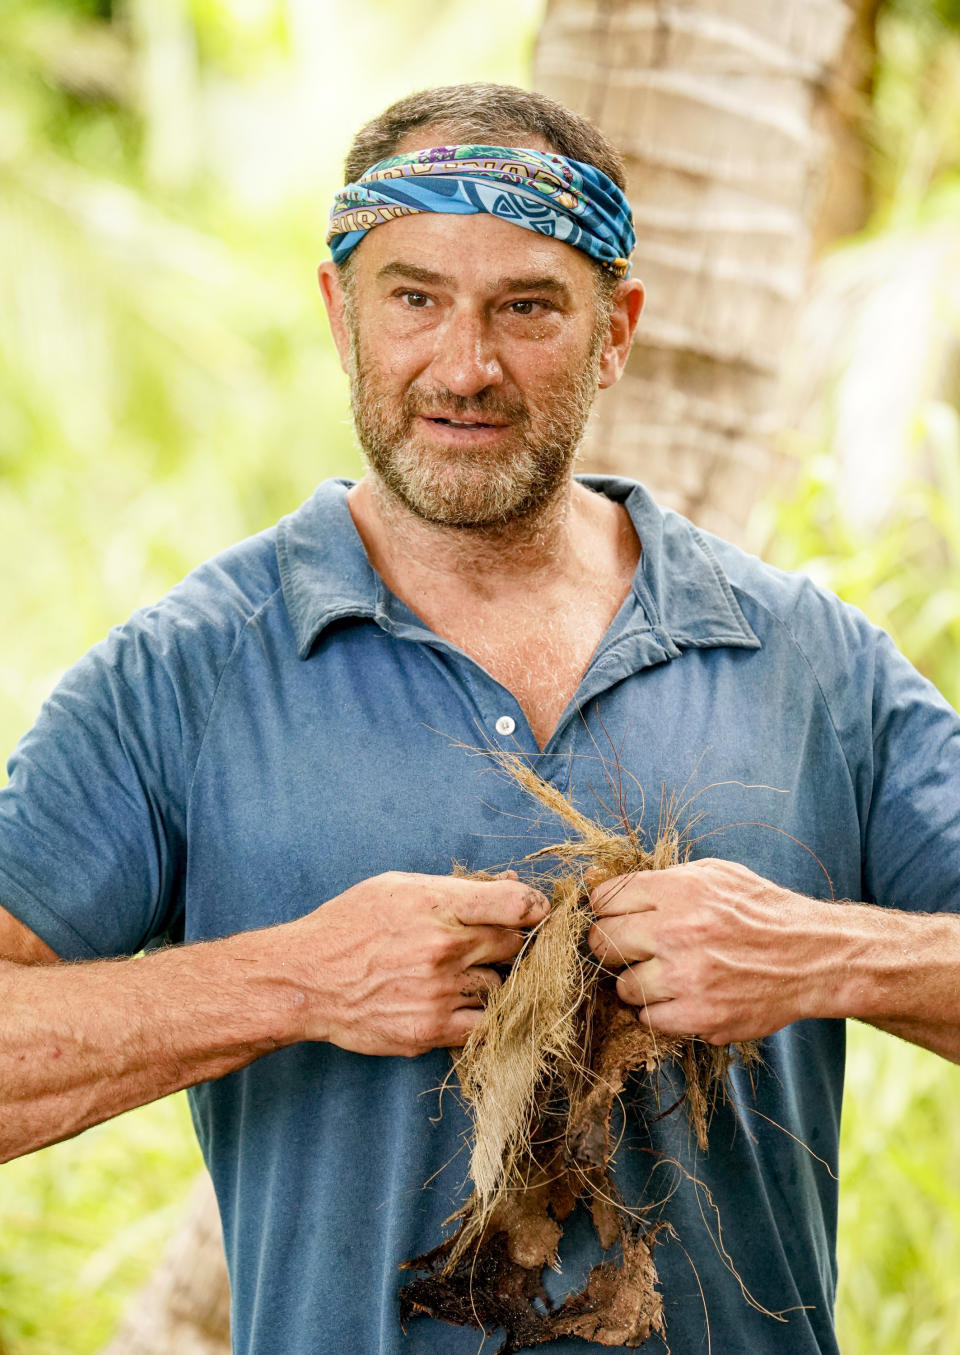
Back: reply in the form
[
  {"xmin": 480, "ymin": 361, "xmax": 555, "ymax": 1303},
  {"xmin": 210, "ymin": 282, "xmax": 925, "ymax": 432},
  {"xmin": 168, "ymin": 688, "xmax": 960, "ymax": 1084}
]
[{"xmin": 588, "ymin": 859, "xmax": 836, "ymax": 1045}]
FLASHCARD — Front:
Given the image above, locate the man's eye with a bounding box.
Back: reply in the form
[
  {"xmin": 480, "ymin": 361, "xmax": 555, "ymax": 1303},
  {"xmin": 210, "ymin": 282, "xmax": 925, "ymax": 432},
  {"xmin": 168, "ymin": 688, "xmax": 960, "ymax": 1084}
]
[
  {"xmin": 508, "ymin": 300, "xmax": 546, "ymax": 316},
  {"xmin": 400, "ymin": 291, "xmax": 431, "ymax": 308}
]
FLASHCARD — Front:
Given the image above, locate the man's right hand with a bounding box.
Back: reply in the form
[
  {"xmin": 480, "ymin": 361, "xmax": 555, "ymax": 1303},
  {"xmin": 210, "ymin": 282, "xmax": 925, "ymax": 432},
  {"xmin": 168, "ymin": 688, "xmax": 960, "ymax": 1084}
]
[{"xmin": 283, "ymin": 872, "xmax": 549, "ymax": 1058}]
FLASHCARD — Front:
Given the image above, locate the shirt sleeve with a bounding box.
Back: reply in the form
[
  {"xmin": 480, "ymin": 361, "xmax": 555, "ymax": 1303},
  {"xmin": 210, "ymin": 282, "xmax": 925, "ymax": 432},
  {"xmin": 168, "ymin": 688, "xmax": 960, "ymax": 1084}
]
[
  {"xmin": 755, "ymin": 569, "xmax": 960, "ymax": 916},
  {"xmin": 859, "ymin": 626, "xmax": 960, "ymax": 913},
  {"xmin": 0, "ymin": 619, "xmax": 189, "ymax": 960}
]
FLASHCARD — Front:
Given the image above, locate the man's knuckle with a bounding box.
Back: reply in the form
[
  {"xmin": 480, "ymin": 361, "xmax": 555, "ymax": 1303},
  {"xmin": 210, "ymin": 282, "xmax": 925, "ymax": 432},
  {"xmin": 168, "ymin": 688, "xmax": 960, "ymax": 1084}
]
[
  {"xmin": 421, "ymin": 934, "xmax": 452, "ymax": 967},
  {"xmin": 683, "ymin": 952, "xmax": 706, "ymax": 986},
  {"xmin": 408, "ymin": 1016, "xmax": 443, "ymax": 1049}
]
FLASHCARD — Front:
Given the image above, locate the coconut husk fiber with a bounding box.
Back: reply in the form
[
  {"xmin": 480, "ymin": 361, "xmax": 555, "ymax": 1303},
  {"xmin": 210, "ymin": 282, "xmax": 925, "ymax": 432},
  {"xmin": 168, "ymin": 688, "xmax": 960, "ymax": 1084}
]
[{"xmin": 399, "ymin": 751, "xmax": 759, "ymax": 1352}]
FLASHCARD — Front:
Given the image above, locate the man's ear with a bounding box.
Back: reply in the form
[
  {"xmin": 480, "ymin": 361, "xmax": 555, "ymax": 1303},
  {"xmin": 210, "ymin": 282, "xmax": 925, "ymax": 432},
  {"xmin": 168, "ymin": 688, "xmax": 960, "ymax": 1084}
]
[
  {"xmin": 317, "ymin": 261, "xmax": 352, "ymax": 375},
  {"xmin": 597, "ymin": 278, "xmax": 644, "ymax": 390}
]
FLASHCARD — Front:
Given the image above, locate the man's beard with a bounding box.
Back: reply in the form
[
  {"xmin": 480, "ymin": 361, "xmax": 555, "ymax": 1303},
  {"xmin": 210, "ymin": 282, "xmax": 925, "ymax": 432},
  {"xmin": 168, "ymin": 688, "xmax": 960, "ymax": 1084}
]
[{"xmin": 346, "ymin": 324, "xmax": 606, "ymax": 531}]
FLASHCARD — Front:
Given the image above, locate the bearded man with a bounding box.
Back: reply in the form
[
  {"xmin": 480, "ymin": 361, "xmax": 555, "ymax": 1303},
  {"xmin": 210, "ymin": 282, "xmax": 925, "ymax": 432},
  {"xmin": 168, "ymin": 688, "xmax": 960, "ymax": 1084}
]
[{"xmin": 1, "ymin": 83, "xmax": 959, "ymax": 1355}]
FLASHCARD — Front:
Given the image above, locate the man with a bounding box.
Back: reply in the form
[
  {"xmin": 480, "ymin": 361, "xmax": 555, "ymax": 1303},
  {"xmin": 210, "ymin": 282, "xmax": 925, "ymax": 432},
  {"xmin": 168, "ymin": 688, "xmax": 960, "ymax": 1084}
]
[{"xmin": 0, "ymin": 82, "xmax": 958, "ymax": 1355}]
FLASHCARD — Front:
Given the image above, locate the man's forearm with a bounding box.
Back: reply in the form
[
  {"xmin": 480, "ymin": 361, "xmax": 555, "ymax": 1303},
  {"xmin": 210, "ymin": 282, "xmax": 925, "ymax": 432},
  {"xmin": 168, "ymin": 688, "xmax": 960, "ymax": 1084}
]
[
  {"xmin": 0, "ymin": 870, "xmax": 547, "ymax": 1163},
  {"xmin": 0, "ymin": 929, "xmax": 305, "ymax": 1162},
  {"xmin": 836, "ymin": 906, "xmax": 960, "ymax": 1062}
]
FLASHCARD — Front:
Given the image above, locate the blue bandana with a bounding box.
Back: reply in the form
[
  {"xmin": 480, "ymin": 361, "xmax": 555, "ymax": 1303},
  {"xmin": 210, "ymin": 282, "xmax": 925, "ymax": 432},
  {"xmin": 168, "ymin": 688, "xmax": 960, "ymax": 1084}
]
[{"xmin": 327, "ymin": 145, "xmax": 635, "ymax": 277}]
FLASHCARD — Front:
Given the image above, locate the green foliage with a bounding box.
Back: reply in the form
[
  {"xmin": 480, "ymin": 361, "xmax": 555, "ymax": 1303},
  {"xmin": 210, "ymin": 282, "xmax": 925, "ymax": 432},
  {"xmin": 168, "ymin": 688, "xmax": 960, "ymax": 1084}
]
[
  {"xmin": 0, "ymin": 0, "xmax": 359, "ymax": 759},
  {"xmin": 0, "ymin": 1096, "xmax": 203, "ymax": 1354},
  {"xmin": 885, "ymin": 0, "xmax": 960, "ymax": 34},
  {"xmin": 870, "ymin": 7, "xmax": 960, "ymax": 213},
  {"xmin": 838, "ymin": 1028, "xmax": 960, "ymax": 1355},
  {"xmin": 766, "ymin": 401, "xmax": 960, "ymax": 710},
  {"xmin": 187, "ymin": 0, "xmax": 292, "ymax": 74}
]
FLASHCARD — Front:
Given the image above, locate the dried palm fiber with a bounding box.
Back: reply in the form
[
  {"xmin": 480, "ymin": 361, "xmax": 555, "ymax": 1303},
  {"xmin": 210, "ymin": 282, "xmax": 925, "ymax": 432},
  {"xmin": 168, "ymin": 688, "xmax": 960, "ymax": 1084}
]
[{"xmin": 400, "ymin": 751, "xmax": 759, "ymax": 1352}]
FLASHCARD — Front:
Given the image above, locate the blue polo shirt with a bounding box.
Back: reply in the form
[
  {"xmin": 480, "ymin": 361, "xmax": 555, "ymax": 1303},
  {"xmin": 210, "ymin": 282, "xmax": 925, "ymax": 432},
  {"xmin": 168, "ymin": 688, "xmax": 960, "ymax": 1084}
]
[{"xmin": 2, "ymin": 477, "xmax": 959, "ymax": 1355}]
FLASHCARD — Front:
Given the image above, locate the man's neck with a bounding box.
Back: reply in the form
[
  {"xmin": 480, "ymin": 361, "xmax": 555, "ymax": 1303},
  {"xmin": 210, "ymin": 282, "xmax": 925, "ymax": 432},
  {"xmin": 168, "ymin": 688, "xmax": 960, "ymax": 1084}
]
[
  {"xmin": 346, "ymin": 470, "xmax": 641, "ymax": 749},
  {"xmin": 346, "ymin": 472, "xmax": 612, "ymax": 601}
]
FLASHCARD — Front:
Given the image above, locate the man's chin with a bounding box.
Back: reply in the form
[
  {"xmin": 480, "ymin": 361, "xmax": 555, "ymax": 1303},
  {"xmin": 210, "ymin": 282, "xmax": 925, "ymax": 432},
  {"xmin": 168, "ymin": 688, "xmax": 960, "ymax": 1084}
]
[
  {"xmin": 385, "ymin": 484, "xmax": 531, "ymax": 530},
  {"xmin": 381, "ymin": 469, "xmax": 570, "ymax": 531}
]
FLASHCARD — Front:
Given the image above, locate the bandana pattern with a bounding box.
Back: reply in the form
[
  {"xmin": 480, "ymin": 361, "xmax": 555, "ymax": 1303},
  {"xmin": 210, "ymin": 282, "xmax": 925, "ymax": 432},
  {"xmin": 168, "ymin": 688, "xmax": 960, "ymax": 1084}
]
[{"xmin": 327, "ymin": 145, "xmax": 635, "ymax": 277}]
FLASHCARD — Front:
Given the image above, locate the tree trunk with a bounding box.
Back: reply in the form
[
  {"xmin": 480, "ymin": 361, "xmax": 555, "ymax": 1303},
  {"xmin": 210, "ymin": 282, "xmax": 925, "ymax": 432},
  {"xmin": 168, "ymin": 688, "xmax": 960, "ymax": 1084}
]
[
  {"xmin": 533, "ymin": 0, "xmax": 875, "ymax": 543},
  {"xmin": 100, "ymin": 1173, "xmax": 231, "ymax": 1355}
]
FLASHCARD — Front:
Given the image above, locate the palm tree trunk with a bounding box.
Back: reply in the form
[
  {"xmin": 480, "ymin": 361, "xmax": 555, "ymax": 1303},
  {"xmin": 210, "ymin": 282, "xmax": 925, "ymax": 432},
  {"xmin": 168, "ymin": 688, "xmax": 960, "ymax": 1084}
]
[
  {"xmin": 100, "ymin": 1173, "xmax": 230, "ymax": 1355},
  {"xmin": 534, "ymin": 0, "xmax": 877, "ymax": 543}
]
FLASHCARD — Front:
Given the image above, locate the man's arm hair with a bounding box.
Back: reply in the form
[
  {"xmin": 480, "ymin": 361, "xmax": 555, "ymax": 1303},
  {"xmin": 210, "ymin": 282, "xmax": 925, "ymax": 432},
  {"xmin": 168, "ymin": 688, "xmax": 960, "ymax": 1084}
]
[
  {"xmin": 0, "ymin": 905, "xmax": 59, "ymax": 966},
  {"xmin": 0, "ymin": 902, "xmax": 299, "ymax": 1163}
]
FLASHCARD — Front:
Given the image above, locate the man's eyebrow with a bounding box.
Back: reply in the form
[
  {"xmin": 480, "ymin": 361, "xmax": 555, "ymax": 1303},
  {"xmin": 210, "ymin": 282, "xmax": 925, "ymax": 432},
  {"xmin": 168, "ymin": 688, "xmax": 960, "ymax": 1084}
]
[
  {"xmin": 376, "ymin": 262, "xmax": 455, "ymax": 287},
  {"xmin": 496, "ymin": 276, "xmax": 572, "ymax": 302},
  {"xmin": 375, "ymin": 261, "xmax": 573, "ymax": 303}
]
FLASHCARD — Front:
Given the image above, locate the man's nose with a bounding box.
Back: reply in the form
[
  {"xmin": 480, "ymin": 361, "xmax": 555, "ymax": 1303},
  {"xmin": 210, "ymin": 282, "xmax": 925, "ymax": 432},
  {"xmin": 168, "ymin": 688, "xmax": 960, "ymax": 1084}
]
[{"xmin": 428, "ymin": 310, "xmax": 503, "ymax": 395}]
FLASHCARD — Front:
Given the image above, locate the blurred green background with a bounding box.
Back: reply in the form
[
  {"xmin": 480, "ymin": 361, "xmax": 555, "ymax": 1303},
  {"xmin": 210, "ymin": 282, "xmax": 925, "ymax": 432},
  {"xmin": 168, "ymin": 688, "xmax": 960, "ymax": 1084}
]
[{"xmin": 1, "ymin": 1, "xmax": 960, "ymax": 1352}]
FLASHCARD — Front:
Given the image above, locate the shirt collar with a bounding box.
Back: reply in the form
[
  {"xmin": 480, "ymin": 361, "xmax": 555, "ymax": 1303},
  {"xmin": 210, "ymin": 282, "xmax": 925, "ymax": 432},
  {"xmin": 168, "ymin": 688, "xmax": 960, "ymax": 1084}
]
[{"xmin": 276, "ymin": 476, "xmax": 760, "ymax": 660}]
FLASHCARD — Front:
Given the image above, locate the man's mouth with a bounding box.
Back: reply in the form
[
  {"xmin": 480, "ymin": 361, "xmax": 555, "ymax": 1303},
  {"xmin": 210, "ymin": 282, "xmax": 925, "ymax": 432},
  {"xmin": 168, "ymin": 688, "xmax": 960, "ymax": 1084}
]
[{"xmin": 426, "ymin": 417, "xmax": 504, "ymax": 429}]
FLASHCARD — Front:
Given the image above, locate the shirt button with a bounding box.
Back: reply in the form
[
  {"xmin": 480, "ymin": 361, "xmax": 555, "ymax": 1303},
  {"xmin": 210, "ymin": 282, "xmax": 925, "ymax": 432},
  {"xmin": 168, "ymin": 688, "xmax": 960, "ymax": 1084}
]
[{"xmin": 495, "ymin": 715, "xmax": 516, "ymax": 736}]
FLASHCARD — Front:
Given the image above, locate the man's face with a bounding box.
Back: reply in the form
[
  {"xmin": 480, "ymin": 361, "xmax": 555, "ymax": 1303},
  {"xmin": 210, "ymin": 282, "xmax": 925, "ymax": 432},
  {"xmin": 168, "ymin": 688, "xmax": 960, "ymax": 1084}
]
[{"xmin": 338, "ymin": 210, "xmax": 612, "ymax": 530}]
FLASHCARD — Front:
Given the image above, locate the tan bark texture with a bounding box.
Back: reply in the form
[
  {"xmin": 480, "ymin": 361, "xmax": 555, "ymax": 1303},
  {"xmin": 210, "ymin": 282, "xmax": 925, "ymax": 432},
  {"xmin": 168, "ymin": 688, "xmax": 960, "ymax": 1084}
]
[
  {"xmin": 534, "ymin": 0, "xmax": 869, "ymax": 542},
  {"xmin": 100, "ymin": 1172, "xmax": 230, "ymax": 1355}
]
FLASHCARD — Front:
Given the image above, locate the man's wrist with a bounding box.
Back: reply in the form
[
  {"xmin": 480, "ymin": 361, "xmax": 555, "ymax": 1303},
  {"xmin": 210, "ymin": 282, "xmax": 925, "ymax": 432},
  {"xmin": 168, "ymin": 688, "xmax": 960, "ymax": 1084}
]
[
  {"xmin": 218, "ymin": 921, "xmax": 322, "ymax": 1050},
  {"xmin": 825, "ymin": 903, "xmax": 952, "ymax": 1025}
]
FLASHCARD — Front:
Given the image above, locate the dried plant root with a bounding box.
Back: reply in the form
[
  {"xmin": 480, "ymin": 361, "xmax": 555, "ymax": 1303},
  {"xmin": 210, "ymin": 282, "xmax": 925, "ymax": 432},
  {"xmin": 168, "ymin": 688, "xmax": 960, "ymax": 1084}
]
[
  {"xmin": 457, "ymin": 875, "xmax": 590, "ymax": 1212},
  {"xmin": 401, "ymin": 753, "xmax": 759, "ymax": 1350}
]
